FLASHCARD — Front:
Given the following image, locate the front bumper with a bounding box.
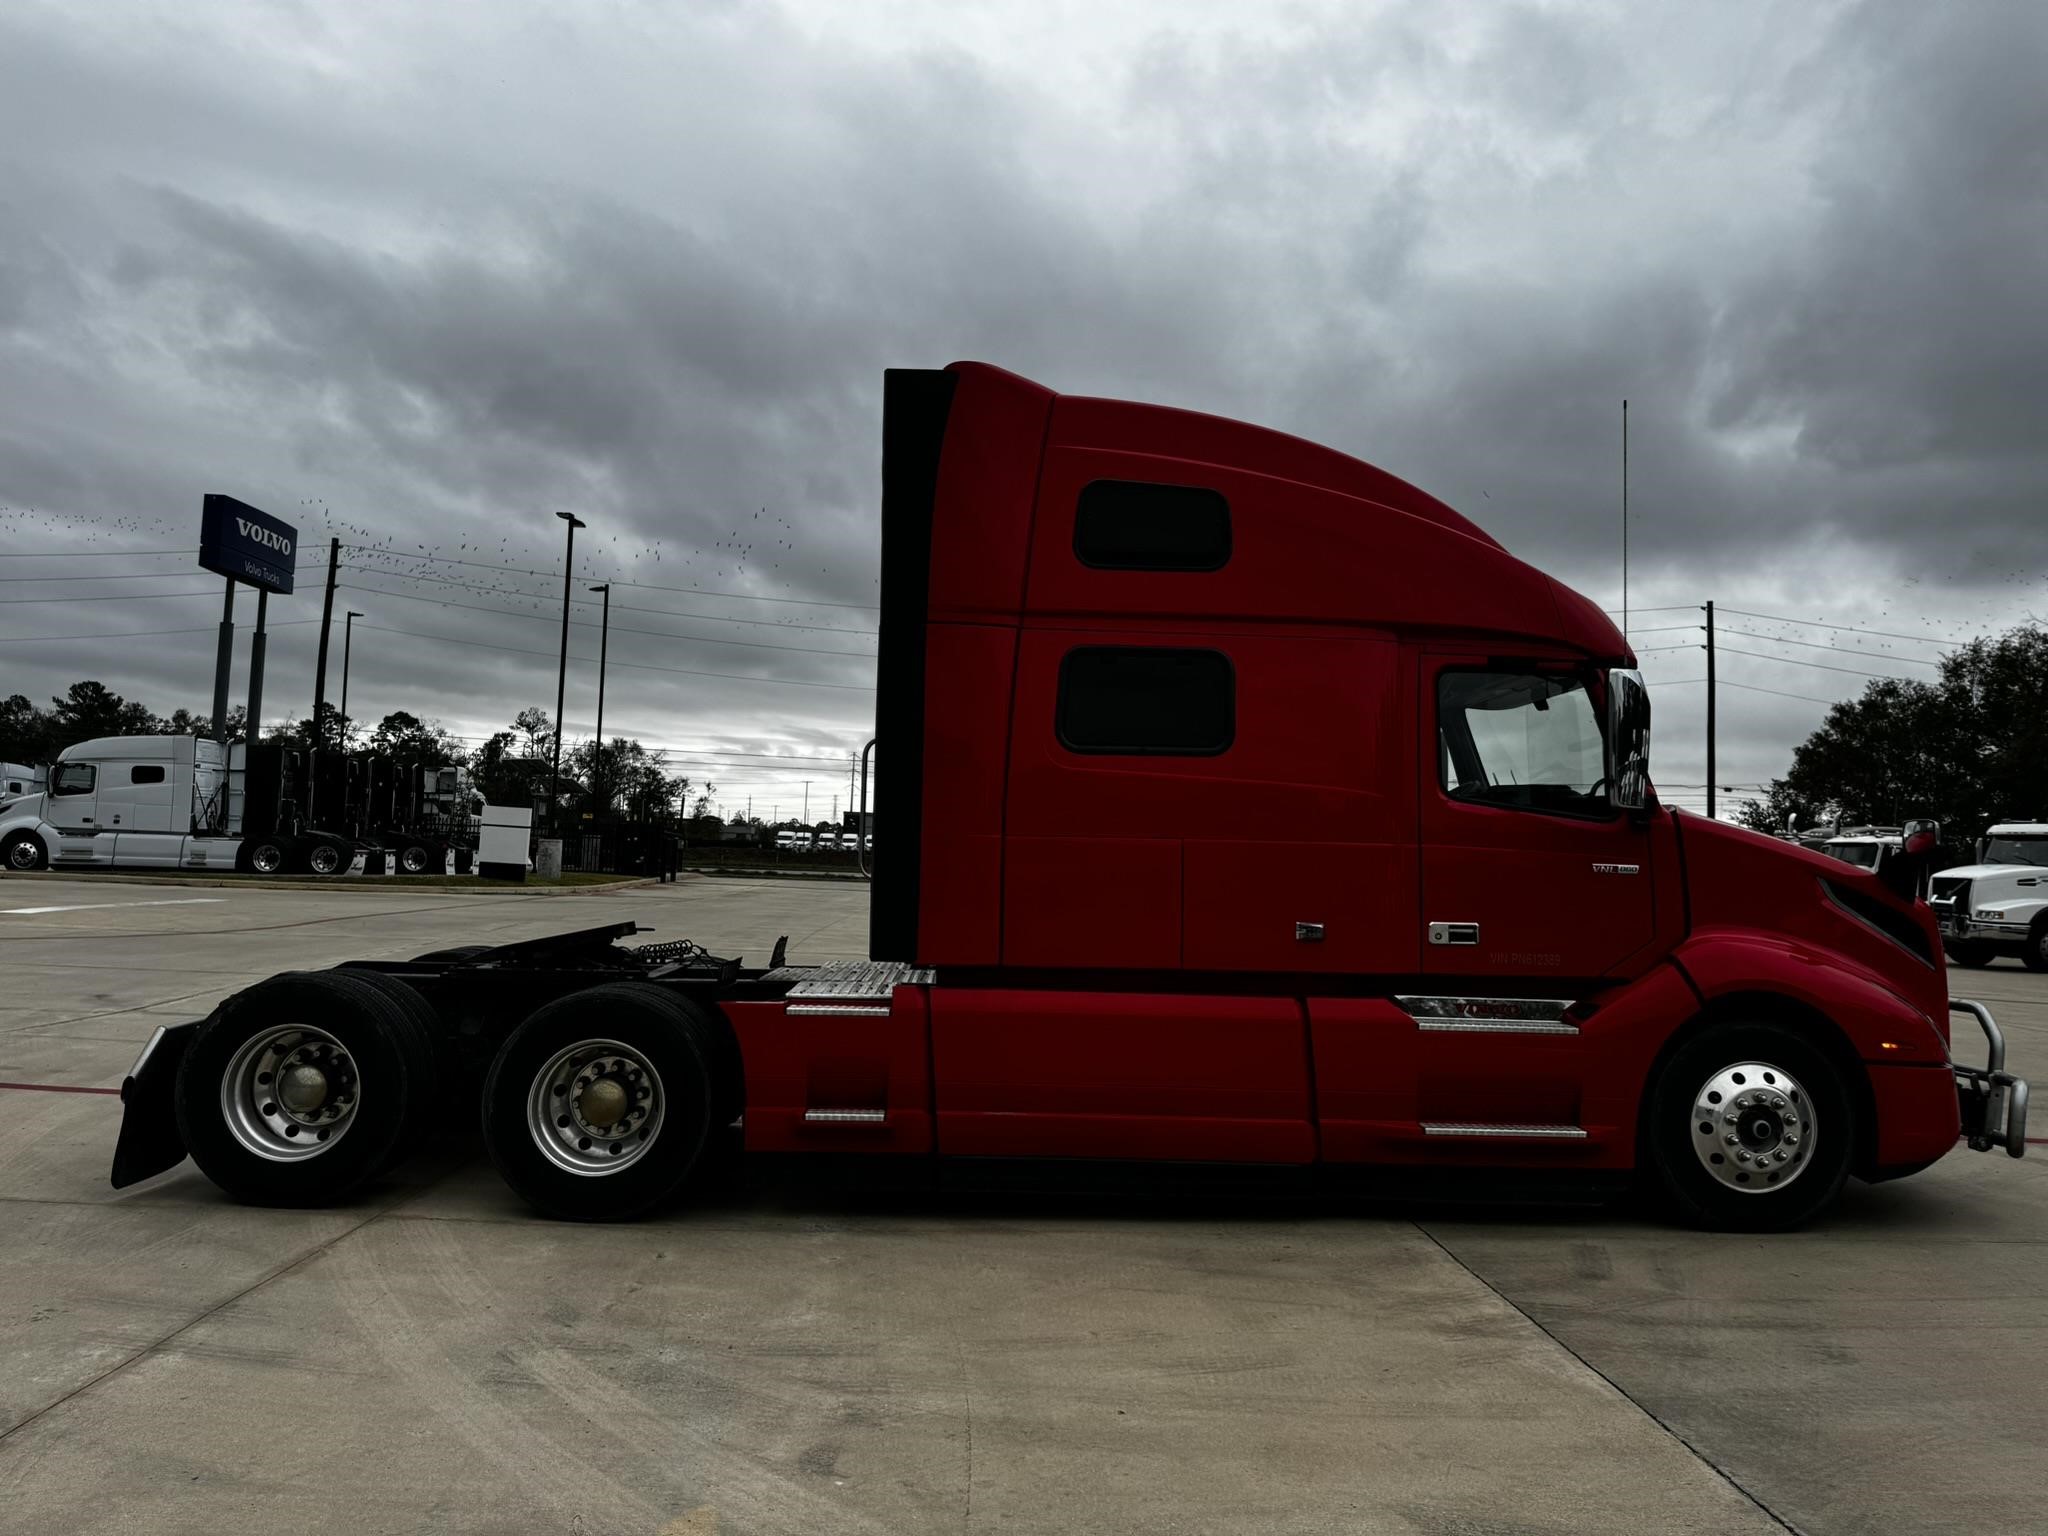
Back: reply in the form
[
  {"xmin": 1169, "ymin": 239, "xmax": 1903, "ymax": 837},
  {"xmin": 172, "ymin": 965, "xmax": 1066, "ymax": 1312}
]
[
  {"xmin": 1938, "ymin": 916, "xmax": 2029, "ymax": 944},
  {"xmin": 1952, "ymin": 999, "xmax": 2029, "ymax": 1158}
]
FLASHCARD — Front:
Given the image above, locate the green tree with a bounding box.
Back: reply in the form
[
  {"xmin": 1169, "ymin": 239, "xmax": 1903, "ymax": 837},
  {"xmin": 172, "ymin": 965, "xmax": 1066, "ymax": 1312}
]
[
  {"xmin": 46, "ymin": 681, "xmax": 158, "ymax": 750},
  {"xmin": 368, "ymin": 710, "xmax": 462, "ymax": 764},
  {"xmin": 1738, "ymin": 625, "xmax": 2048, "ymax": 840}
]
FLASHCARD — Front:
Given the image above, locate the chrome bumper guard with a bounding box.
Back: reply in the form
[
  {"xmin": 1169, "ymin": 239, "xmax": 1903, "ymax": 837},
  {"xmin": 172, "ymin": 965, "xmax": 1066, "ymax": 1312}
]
[{"xmin": 1951, "ymin": 1000, "xmax": 2029, "ymax": 1158}]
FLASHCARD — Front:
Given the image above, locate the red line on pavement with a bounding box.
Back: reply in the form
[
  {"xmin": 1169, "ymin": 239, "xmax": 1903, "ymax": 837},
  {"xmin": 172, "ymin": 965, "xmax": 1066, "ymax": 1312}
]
[{"xmin": 0, "ymin": 1080, "xmax": 122, "ymax": 1096}]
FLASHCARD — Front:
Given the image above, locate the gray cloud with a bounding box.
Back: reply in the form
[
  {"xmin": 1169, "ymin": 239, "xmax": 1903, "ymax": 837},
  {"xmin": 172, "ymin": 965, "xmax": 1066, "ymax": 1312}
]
[{"xmin": 3, "ymin": 0, "xmax": 2045, "ymax": 814}]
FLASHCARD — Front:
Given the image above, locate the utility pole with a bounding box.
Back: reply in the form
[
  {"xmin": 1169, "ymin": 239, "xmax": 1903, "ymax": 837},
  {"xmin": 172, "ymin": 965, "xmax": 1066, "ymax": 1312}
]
[
  {"xmin": 308, "ymin": 535, "xmax": 340, "ymax": 823},
  {"xmin": 340, "ymin": 611, "xmax": 363, "ymax": 740},
  {"xmin": 211, "ymin": 578, "xmax": 237, "ymax": 746},
  {"xmin": 1621, "ymin": 398, "xmax": 1629, "ymax": 642},
  {"xmin": 246, "ymin": 587, "xmax": 269, "ymax": 747},
  {"xmin": 312, "ymin": 537, "xmax": 340, "ymax": 747},
  {"xmin": 1705, "ymin": 599, "xmax": 1717, "ymax": 821},
  {"xmin": 550, "ymin": 512, "xmax": 585, "ymax": 834},
  {"xmin": 590, "ymin": 583, "xmax": 611, "ymax": 818},
  {"xmin": 803, "ymin": 781, "xmax": 811, "ymax": 824}
]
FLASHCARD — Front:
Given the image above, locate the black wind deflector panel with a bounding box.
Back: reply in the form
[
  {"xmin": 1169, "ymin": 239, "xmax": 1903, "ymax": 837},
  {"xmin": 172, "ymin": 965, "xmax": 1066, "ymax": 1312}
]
[{"xmin": 869, "ymin": 368, "xmax": 958, "ymax": 961}]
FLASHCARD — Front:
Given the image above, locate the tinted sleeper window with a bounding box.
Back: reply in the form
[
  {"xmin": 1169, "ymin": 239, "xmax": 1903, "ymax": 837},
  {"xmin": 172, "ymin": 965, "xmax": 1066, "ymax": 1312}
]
[
  {"xmin": 1074, "ymin": 481, "xmax": 1231, "ymax": 570},
  {"xmin": 1058, "ymin": 647, "xmax": 1234, "ymax": 755},
  {"xmin": 131, "ymin": 765, "xmax": 166, "ymax": 784}
]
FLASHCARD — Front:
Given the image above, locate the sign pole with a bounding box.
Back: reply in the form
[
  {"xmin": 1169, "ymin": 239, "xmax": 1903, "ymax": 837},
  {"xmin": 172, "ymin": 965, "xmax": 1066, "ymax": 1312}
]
[
  {"xmin": 246, "ymin": 587, "xmax": 269, "ymax": 749},
  {"xmin": 212, "ymin": 578, "xmax": 237, "ymax": 746}
]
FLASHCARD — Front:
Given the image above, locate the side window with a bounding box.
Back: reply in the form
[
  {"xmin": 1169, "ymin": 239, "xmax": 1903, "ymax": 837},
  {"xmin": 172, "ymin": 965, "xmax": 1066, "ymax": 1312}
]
[
  {"xmin": 53, "ymin": 763, "xmax": 96, "ymax": 796},
  {"xmin": 1073, "ymin": 481, "xmax": 1231, "ymax": 571},
  {"xmin": 130, "ymin": 765, "xmax": 167, "ymax": 785},
  {"xmin": 1057, "ymin": 647, "xmax": 1234, "ymax": 755},
  {"xmin": 1438, "ymin": 671, "xmax": 1609, "ymax": 818}
]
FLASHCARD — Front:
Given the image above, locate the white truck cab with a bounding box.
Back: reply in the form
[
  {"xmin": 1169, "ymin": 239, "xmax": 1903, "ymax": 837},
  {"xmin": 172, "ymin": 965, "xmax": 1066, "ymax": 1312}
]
[
  {"xmin": 1930, "ymin": 822, "xmax": 2048, "ymax": 971},
  {"xmin": 1, "ymin": 736, "xmax": 238, "ymax": 873}
]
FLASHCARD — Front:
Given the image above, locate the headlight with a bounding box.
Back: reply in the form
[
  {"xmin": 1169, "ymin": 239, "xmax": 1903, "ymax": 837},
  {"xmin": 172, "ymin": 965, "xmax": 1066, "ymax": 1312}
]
[{"xmin": 1978, "ymin": 909, "xmax": 2005, "ymax": 920}]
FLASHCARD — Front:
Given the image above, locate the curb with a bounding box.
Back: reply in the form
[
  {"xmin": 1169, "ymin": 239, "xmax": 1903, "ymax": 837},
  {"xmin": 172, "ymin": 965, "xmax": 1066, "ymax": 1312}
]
[{"xmin": 0, "ymin": 870, "xmax": 672, "ymax": 896}]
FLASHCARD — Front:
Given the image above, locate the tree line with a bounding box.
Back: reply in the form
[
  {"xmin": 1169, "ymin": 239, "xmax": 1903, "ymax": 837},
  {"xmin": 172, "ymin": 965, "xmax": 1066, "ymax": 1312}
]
[
  {"xmin": 0, "ymin": 684, "xmax": 716, "ymax": 826},
  {"xmin": 1737, "ymin": 624, "xmax": 2048, "ymax": 840}
]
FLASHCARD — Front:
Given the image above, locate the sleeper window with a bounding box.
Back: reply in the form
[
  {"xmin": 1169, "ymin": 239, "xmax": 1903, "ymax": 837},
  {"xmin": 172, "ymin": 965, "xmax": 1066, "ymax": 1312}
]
[
  {"xmin": 1058, "ymin": 647, "xmax": 1234, "ymax": 755},
  {"xmin": 1074, "ymin": 481, "xmax": 1231, "ymax": 571}
]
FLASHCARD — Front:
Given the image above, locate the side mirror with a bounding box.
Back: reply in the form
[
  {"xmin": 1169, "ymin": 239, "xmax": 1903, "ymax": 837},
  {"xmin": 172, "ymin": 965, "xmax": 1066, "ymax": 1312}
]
[
  {"xmin": 1880, "ymin": 817, "xmax": 1940, "ymax": 902},
  {"xmin": 1607, "ymin": 668, "xmax": 1652, "ymax": 810}
]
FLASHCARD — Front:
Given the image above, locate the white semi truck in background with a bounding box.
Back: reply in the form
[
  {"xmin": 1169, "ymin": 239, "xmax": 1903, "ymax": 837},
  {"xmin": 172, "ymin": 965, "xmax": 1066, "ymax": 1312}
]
[
  {"xmin": 0, "ymin": 735, "xmax": 352, "ymax": 875},
  {"xmin": 1932, "ymin": 822, "xmax": 2048, "ymax": 971}
]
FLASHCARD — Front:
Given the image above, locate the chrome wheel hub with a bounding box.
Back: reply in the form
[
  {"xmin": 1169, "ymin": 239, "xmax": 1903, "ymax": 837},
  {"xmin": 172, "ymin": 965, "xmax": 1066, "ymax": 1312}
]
[
  {"xmin": 7, "ymin": 840, "xmax": 37, "ymax": 870},
  {"xmin": 1691, "ymin": 1061, "xmax": 1814, "ymax": 1193},
  {"xmin": 251, "ymin": 844, "xmax": 283, "ymax": 874},
  {"xmin": 527, "ymin": 1038, "xmax": 665, "ymax": 1176},
  {"xmin": 221, "ymin": 1024, "xmax": 359, "ymax": 1161}
]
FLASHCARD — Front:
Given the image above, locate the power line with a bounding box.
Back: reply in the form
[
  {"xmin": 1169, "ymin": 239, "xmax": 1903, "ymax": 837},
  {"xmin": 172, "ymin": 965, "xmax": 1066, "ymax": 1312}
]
[
  {"xmin": 1714, "ymin": 608, "xmax": 1967, "ymax": 646},
  {"xmin": 1715, "ymin": 645, "xmax": 1909, "ymax": 681},
  {"xmin": 1653, "ymin": 676, "xmax": 1838, "ymax": 703},
  {"xmin": 336, "ymin": 563, "xmax": 877, "ymax": 635},
  {"xmin": 351, "ymin": 620, "xmax": 875, "ymax": 692},
  {"xmin": 0, "ymin": 570, "xmax": 256, "ymax": 583},
  {"xmin": 1631, "ymin": 642, "xmax": 1699, "ymax": 654},
  {"xmin": 342, "ymin": 542, "xmax": 881, "ymax": 611},
  {"xmin": 1719, "ymin": 625, "xmax": 1941, "ymax": 667},
  {"xmin": 0, "ymin": 590, "xmax": 227, "ymax": 605},
  {"xmin": 332, "ymin": 582, "xmax": 876, "ymax": 660},
  {"xmin": 0, "ymin": 620, "xmax": 321, "ymax": 645}
]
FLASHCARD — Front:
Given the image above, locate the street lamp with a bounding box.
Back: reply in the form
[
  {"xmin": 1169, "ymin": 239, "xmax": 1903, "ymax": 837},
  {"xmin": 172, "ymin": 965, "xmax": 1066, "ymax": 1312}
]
[
  {"xmin": 549, "ymin": 512, "xmax": 586, "ymax": 833},
  {"xmin": 589, "ymin": 584, "xmax": 611, "ymax": 819},
  {"xmin": 339, "ymin": 610, "xmax": 364, "ymax": 745}
]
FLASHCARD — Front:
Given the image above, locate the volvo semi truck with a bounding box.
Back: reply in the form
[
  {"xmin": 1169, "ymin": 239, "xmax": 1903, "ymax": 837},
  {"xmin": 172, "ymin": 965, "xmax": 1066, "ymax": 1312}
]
[
  {"xmin": 1932, "ymin": 822, "xmax": 2048, "ymax": 970},
  {"xmin": 108, "ymin": 362, "xmax": 2028, "ymax": 1230}
]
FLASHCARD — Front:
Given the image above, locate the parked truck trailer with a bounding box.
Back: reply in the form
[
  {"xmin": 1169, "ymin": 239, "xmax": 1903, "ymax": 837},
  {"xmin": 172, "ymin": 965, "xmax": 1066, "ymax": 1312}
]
[{"xmin": 109, "ymin": 362, "xmax": 2029, "ymax": 1229}]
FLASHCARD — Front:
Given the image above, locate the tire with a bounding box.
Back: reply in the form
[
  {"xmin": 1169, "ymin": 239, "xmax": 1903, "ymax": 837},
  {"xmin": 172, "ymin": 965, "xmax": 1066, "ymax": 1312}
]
[
  {"xmin": 299, "ymin": 836, "xmax": 348, "ymax": 877},
  {"xmin": 1945, "ymin": 939, "xmax": 1996, "ymax": 969},
  {"xmin": 240, "ymin": 836, "xmax": 289, "ymax": 875},
  {"xmin": 482, "ymin": 982, "xmax": 725, "ymax": 1221},
  {"xmin": 2023, "ymin": 920, "xmax": 2048, "ymax": 974},
  {"xmin": 3, "ymin": 829, "xmax": 48, "ymax": 872},
  {"xmin": 411, "ymin": 944, "xmax": 494, "ymax": 965},
  {"xmin": 1645, "ymin": 1021, "xmax": 1854, "ymax": 1232},
  {"xmin": 327, "ymin": 967, "xmax": 446, "ymax": 1158},
  {"xmin": 398, "ymin": 842, "xmax": 433, "ymax": 875},
  {"xmin": 175, "ymin": 970, "xmax": 426, "ymax": 1206}
]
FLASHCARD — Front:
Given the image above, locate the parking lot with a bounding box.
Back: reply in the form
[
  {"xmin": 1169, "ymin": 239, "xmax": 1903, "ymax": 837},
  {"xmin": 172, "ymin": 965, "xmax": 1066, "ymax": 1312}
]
[{"xmin": 3, "ymin": 873, "xmax": 2045, "ymax": 1534}]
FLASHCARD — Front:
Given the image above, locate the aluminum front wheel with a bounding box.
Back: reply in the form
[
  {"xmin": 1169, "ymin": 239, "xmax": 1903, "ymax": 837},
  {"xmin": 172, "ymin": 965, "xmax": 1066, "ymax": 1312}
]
[
  {"xmin": 220, "ymin": 1023, "xmax": 360, "ymax": 1161},
  {"xmin": 1690, "ymin": 1061, "xmax": 1815, "ymax": 1193},
  {"xmin": 6, "ymin": 837, "xmax": 41, "ymax": 871},
  {"xmin": 526, "ymin": 1037, "xmax": 667, "ymax": 1176}
]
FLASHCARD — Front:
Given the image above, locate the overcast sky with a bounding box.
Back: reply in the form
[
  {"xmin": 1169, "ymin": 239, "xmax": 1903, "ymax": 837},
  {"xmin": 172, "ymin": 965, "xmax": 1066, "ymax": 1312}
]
[{"xmin": 3, "ymin": 0, "xmax": 2044, "ymax": 819}]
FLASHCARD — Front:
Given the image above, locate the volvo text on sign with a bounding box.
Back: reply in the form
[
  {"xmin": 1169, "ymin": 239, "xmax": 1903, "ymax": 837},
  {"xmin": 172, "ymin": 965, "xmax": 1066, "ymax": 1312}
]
[{"xmin": 199, "ymin": 494, "xmax": 297, "ymax": 595}]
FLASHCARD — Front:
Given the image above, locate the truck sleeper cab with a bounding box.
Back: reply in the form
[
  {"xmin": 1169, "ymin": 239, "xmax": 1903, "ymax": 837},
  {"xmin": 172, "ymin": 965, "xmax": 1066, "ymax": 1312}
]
[{"xmin": 108, "ymin": 363, "xmax": 2028, "ymax": 1230}]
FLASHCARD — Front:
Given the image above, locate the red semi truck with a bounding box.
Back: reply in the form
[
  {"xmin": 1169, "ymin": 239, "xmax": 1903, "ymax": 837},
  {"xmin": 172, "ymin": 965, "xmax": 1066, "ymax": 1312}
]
[{"xmin": 111, "ymin": 362, "xmax": 2029, "ymax": 1230}]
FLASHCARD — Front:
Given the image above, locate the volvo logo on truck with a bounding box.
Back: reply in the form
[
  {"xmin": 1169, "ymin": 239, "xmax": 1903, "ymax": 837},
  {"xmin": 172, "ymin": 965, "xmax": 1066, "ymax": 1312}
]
[{"xmin": 199, "ymin": 494, "xmax": 297, "ymax": 595}]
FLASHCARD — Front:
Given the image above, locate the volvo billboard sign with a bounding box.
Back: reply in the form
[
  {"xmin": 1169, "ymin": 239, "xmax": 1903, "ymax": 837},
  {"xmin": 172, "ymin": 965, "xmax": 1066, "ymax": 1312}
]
[{"xmin": 200, "ymin": 494, "xmax": 297, "ymax": 595}]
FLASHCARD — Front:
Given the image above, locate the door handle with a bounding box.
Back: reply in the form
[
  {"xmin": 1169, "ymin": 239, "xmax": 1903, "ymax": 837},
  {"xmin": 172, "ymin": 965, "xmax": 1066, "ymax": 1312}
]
[{"xmin": 1428, "ymin": 921, "xmax": 1480, "ymax": 946}]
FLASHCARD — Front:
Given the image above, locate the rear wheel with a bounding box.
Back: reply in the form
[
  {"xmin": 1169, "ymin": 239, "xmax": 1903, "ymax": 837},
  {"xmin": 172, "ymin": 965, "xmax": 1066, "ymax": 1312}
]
[
  {"xmin": 482, "ymin": 982, "xmax": 724, "ymax": 1221},
  {"xmin": 299, "ymin": 836, "xmax": 348, "ymax": 876},
  {"xmin": 398, "ymin": 842, "xmax": 433, "ymax": 874},
  {"xmin": 175, "ymin": 971, "xmax": 425, "ymax": 1205},
  {"xmin": 1646, "ymin": 1021, "xmax": 1854, "ymax": 1232},
  {"xmin": 240, "ymin": 836, "xmax": 289, "ymax": 875},
  {"xmin": 3, "ymin": 829, "xmax": 48, "ymax": 871},
  {"xmin": 328, "ymin": 967, "xmax": 446, "ymax": 1157},
  {"xmin": 1945, "ymin": 939, "xmax": 1996, "ymax": 968}
]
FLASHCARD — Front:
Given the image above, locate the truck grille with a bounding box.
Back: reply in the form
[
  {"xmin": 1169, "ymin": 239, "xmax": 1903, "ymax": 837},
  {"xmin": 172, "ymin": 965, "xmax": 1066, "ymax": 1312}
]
[{"xmin": 1930, "ymin": 875, "xmax": 1970, "ymax": 908}]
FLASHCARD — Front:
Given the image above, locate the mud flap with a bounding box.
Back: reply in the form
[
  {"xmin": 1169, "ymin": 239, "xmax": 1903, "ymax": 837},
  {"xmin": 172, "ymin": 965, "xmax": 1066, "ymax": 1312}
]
[{"xmin": 109, "ymin": 1020, "xmax": 201, "ymax": 1188}]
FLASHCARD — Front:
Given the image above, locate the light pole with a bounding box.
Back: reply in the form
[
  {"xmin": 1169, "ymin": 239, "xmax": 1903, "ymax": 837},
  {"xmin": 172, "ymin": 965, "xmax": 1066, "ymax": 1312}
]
[
  {"xmin": 589, "ymin": 583, "xmax": 610, "ymax": 820},
  {"xmin": 550, "ymin": 512, "xmax": 585, "ymax": 833},
  {"xmin": 339, "ymin": 610, "xmax": 364, "ymax": 744}
]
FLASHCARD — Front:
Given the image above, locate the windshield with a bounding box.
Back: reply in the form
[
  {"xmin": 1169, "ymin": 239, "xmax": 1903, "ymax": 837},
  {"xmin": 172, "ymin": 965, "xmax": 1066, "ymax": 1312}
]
[
  {"xmin": 1439, "ymin": 670, "xmax": 1608, "ymax": 817},
  {"xmin": 1825, "ymin": 842, "xmax": 1883, "ymax": 868},
  {"xmin": 1983, "ymin": 836, "xmax": 2048, "ymax": 868}
]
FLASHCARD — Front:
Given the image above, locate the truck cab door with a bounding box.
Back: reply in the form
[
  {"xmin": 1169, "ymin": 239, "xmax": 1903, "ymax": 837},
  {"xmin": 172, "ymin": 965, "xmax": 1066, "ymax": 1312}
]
[
  {"xmin": 46, "ymin": 761, "xmax": 112, "ymax": 865},
  {"xmin": 1418, "ymin": 655, "xmax": 1656, "ymax": 983}
]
